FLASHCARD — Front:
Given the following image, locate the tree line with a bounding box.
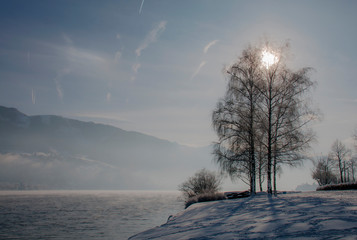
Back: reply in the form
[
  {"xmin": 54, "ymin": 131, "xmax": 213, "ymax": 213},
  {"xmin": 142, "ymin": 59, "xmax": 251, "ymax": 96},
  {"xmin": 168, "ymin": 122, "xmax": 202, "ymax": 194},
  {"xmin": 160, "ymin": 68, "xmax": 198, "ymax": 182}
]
[
  {"xmin": 312, "ymin": 136, "xmax": 357, "ymax": 186},
  {"xmin": 212, "ymin": 41, "xmax": 317, "ymax": 194}
]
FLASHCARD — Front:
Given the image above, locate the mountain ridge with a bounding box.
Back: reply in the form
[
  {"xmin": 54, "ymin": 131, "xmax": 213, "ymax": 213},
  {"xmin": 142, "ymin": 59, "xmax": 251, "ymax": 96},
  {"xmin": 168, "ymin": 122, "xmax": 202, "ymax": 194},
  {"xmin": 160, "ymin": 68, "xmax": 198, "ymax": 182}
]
[{"xmin": 0, "ymin": 106, "xmax": 213, "ymax": 190}]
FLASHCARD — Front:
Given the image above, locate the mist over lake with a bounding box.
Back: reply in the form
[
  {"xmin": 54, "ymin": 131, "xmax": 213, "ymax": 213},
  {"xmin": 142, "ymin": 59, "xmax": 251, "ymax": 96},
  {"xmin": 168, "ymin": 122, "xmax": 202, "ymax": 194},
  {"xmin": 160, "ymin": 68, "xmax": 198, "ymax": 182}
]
[{"xmin": 0, "ymin": 190, "xmax": 183, "ymax": 240}]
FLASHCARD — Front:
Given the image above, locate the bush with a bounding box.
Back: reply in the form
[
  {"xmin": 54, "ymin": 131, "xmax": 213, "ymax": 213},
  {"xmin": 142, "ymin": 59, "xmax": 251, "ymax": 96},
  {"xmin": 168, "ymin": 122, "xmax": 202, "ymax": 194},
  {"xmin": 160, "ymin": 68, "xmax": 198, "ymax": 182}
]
[
  {"xmin": 311, "ymin": 157, "xmax": 337, "ymax": 186},
  {"xmin": 179, "ymin": 168, "xmax": 222, "ymax": 204},
  {"xmin": 185, "ymin": 192, "xmax": 227, "ymax": 209}
]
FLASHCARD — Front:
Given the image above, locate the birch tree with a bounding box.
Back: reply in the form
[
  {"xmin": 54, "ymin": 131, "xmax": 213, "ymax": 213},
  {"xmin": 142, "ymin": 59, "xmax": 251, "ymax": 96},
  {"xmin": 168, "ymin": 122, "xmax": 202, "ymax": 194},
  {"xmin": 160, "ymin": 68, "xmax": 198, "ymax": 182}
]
[
  {"xmin": 212, "ymin": 45, "xmax": 263, "ymax": 194},
  {"xmin": 329, "ymin": 140, "xmax": 351, "ymax": 183},
  {"xmin": 258, "ymin": 42, "xmax": 316, "ymax": 194},
  {"xmin": 212, "ymin": 41, "xmax": 317, "ymax": 194}
]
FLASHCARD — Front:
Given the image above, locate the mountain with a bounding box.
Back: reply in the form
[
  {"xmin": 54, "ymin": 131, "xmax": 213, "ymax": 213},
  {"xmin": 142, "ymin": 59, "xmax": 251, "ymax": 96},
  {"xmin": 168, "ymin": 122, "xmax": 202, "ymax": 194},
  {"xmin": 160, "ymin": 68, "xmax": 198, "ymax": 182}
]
[{"xmin": 0, "ymin": 106, "xmax": 214, "ymax": 190}]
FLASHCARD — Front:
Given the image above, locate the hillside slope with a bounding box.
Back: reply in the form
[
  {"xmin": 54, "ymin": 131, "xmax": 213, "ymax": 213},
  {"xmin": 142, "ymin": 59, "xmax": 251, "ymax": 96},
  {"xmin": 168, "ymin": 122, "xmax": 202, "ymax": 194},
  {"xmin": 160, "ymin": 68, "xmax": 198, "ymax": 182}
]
[
  {"xmin": 130, "ymin": 191, "xmax": 357, "ymax": 239},
  {"xmin": 0, "ymin": 106, "xmax": 213, "ymax": 190}
]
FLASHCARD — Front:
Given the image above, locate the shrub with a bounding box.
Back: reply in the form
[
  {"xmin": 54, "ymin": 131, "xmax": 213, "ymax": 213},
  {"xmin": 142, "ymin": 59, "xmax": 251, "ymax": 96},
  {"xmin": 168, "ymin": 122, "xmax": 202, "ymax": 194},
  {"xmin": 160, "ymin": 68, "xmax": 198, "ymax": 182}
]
[
  {"xmin": 179, "ymin": 168, "xmax": 222, "ymax": 203},
  {"xmin": 312, "ymin": 157, "xmax": 337, "ymax": 186},
  {"xmin": 185, "ymin": 192, "xmax": 227, "ymax": 209}
]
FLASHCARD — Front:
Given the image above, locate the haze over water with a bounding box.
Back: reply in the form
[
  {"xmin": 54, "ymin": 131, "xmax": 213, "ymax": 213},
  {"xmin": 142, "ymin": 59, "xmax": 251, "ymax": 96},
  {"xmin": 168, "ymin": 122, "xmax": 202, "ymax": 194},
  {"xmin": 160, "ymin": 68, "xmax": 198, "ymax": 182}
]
[{"xmin": 0, "ymin": 190, "xmax": 183, "ymax": 240}]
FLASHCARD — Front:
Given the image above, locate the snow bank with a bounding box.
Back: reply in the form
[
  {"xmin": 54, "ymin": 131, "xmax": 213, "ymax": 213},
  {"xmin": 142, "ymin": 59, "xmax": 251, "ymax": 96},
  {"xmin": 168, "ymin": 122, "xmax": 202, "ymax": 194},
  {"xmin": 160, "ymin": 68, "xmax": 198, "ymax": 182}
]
[{"xmin": 130, "ymin": 191, "xmax": 357, "ymax": 239}]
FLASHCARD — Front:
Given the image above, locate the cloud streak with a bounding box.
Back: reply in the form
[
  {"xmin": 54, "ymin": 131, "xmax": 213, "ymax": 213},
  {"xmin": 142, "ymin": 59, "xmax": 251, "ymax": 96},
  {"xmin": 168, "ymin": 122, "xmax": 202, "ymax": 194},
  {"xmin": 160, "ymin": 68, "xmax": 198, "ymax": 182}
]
[
  {"xmin": 132, "ymin": 63, "xmax": 141, "ymax": 74},
  {"xmin": 131, "ymin": 63, "xmax": 141, "ymax": 81},
  {"xmin": 31, "ymin": 88, "xmax": 36, "ymax": 104},
  {"xmin": 139, "ymin": 0, "xmax": 145, "ymax": 14},
  {"xmin": 135, "ymin": 21, "xmax": 167, "ymax": 57},
  {"xmin": 54, "ymin": 79, "xmax": 63, "ymax": 100},
  {"xmin": 203, "ymin": 40, "xmax": 219, "ymax": 54},
  {"xmin": 191, "ymin": 61, "xmax": 206, "ymax": 80},
  {"xmin": 106, "ymin": 92, "xmax": 111, "ymax": 102},
  {"xmin": 54, "ymin": 69, "xmax": 70, "ymax": 100}
]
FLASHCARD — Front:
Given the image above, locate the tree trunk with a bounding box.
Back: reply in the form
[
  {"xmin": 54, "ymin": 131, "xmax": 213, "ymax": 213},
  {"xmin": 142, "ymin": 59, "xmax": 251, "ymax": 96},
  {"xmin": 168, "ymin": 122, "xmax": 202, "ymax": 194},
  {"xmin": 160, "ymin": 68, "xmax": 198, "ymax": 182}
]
[
  {"xmin": 339, "ymin": 157, "xmax": 343, "ymax": 183},
  {"xmin": 251, "ymin": 155, "xmax": 256, "ymax": 194},
  {"xmin": 352, "ymin": 161, "xmax": 355, "ymax": 182},
  {"xmin": 259, "ymin": 157, "xmax": 263, "ymax": 192},
  {"xmin": 267, "ymin": 85, "xmax": 273, "ymax": 195},
  {"xmin": 273, "ymin": 156, "xmax": 277, "ymax": 195},
  {"xmin": 347, "ymin": 166, "xmax": 350, "ymax": 183},
  {"xmin": 248, "ymin": 81, "xmax": 256, "ymax": 195}
]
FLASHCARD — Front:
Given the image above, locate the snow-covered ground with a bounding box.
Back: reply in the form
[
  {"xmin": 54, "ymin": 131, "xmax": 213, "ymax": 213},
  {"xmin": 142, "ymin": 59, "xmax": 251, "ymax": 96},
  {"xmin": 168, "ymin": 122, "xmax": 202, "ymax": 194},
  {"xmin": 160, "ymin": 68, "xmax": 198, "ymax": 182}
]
[{"xmin": 130, "ymin": 191, "xmax": 357, "ymax": 239}]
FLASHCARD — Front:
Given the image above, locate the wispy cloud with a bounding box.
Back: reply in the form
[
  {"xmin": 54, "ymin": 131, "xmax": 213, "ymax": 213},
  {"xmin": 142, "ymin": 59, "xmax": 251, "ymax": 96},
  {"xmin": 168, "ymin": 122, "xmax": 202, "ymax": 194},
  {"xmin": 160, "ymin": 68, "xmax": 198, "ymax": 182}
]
[
  {"xmin": 135, "ymin": 21, "xmax": 167, "ymax": 57},
  {"xmin": 54, "ymin": 79, "xmax": 63, "ymax": 100},
  {"xmin": 139, "ymin": 0, "xmax": 145, "ymax": 14},
  {"xmin": 131, "ymin": 63, "xmax": 141, "ymax": 81},
  {"xmin": 116, "ymin": 34, "xmax": 121, "ymax": 39},
  {"xmin": 203, "ymin": 40, "xmax": 219, "ymax": 54},
  {"xmin": 41, "ymin": 40, "xmax": 107, "ymax": 67},
  {"xmin": 62, "ymin": 33, "xmax": 73, "ymax": 44},
  {"xmin": 132, "ymin": 63, "xmax": 141, "ymax": 74},
  {"xmin": 191, "ymin": 61, "xmax": 206, "ymax": 80},
  {"xmin": 54, "ymin": 69, "xmax": 70, "ymax": 100},
  {"xmin": 106, "ymin": 92, "xmax": 111, "ymax": 102},
  {"xmin": 31, "ymin": 88, "xmax": 36, "ymax": 104},
  {"xmin": 66, "ymin": 46, "xmax": 106, "ymax": 64}
]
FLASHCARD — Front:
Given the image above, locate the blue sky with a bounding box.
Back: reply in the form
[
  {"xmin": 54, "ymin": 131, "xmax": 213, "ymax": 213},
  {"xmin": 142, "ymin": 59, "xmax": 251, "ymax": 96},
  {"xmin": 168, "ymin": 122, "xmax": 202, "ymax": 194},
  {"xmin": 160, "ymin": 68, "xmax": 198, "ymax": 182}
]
[{"xmin": 1, "ymin": 0, "xmax": 357, "ymax": 157}]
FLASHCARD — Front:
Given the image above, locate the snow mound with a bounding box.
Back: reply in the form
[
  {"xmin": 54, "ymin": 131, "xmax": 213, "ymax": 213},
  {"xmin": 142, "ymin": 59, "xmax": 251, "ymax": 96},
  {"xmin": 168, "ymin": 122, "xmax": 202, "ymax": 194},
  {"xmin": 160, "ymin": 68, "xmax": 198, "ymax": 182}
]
[{"xmin": 130, "ymin": 191, "xmax": 357, "ymax": 239}]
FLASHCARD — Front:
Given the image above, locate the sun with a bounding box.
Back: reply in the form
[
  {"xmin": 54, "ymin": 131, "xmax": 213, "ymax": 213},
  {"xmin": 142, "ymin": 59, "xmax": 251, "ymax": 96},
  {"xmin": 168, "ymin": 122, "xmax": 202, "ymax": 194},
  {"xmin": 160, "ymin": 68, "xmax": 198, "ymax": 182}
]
[{"xmin": 261, "ymin": 49, "xmax": 278, "ymax": 69}]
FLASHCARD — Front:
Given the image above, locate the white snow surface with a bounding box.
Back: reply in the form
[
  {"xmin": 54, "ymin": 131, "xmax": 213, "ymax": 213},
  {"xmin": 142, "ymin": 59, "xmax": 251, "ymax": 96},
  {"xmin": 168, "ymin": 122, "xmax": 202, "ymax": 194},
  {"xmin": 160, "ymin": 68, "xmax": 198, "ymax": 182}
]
[{"xmin": 130, "ymin": 191, "xmax": 357, "ymax": 239}]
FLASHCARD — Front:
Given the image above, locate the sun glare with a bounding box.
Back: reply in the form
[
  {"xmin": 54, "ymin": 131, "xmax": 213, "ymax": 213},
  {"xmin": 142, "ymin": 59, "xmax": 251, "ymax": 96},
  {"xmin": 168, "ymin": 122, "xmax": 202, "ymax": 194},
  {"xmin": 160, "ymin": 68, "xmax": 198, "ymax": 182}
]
[{"xmin": 261, "ymin": 49, "xmax": 278, "ymax": 69}]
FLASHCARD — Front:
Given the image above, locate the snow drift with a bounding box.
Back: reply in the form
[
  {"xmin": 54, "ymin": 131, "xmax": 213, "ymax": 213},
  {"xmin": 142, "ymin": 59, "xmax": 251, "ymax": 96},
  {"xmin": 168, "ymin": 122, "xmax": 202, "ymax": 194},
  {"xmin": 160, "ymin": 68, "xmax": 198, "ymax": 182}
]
[{"xmin": 130, "ymin": 191, "xmax": 357, "ymax": 239}]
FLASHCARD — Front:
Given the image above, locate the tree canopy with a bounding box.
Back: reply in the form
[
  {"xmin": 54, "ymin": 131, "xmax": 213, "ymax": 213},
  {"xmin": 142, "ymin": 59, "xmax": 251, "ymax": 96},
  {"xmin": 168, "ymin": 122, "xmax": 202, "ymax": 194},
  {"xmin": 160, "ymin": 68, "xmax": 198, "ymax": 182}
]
[{"xmin": 212, "ymin": 41, "xmax": 317, "ymax": 194}]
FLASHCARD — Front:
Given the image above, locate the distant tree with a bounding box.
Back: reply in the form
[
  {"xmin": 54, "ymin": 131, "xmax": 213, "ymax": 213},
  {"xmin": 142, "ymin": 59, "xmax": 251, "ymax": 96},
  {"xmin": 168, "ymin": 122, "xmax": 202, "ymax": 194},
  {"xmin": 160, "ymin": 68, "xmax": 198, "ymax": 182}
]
[
  {"xmin": 351, "ymin": 128, "xmax": 357, "ymax": 182},
  {"xmin": 354, "ymin": 128, "xmax": 357, "ymax": 151},
  {"xmin": 348, "ymin": 158, "xmax": 356, "ymax": 182},
  {"xmin": 328, "ymin": 140, "xmax": 351, "ymax": 183},
  {"xmin": 178, "ymin": 169, "xmax": 222, "ymax": 200},
  {"xmin": 312, "ymin": 156, "xmax": 337, "ymax": 186}
]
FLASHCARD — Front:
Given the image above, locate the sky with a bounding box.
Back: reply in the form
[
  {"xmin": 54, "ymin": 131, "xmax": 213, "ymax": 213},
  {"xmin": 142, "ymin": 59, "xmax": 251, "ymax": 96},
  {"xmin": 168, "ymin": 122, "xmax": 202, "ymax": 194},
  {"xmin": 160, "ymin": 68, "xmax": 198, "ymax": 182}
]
[{"xmin": 1, "ymin": 1, "xmax": 357, "ymax": 189}]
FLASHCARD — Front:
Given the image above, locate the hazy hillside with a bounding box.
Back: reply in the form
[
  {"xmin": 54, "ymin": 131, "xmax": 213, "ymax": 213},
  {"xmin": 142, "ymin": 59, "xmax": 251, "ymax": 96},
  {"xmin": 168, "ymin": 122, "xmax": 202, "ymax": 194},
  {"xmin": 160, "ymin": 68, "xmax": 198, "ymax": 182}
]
[{"xmin": 0, "ymin": 106, "xmax": 213, "ymax": 190}]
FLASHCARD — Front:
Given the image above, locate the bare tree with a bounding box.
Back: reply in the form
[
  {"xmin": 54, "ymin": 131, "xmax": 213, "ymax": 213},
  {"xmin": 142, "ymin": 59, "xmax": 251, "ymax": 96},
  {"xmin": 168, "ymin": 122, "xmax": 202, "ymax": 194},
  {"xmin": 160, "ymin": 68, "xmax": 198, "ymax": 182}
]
[
  {"xmin": 312, "ymin": 156, "xmax": 337, "ymax": 186},
  {"xmin": 348, "ymin": 158, "xmax": 356, "ymax": 182},
  {"xmin": 257, "ymin": 41, "xmax": 317, "ymax": 194},
  {"xmin": 212, "ymin": 45, "xmax": 263, "ymax": 194},
  {"xmin": 212, "ymin": 41, "xmax": 317, "ymax": 194},
  {"xmin": 328, "ymin": 139, "xmax": 351, "ymax": 183}
]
